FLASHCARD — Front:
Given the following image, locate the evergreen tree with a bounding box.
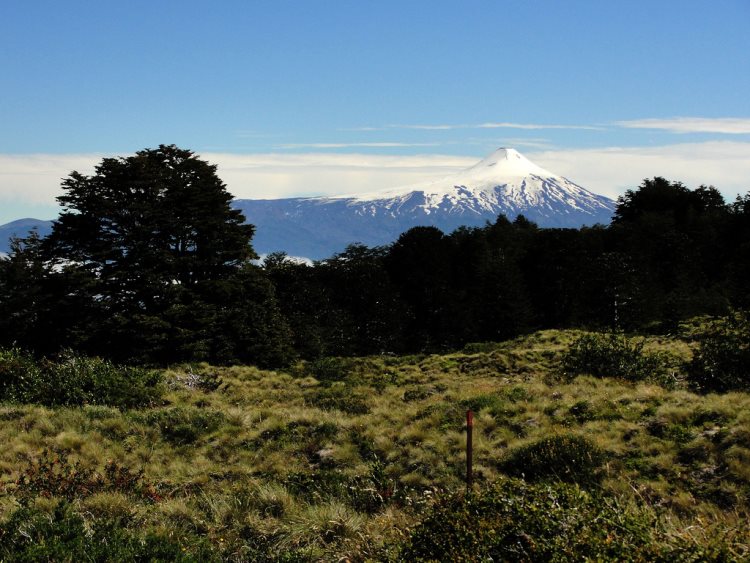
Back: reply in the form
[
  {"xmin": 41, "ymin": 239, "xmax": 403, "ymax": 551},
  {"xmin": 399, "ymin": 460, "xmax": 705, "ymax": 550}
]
[{"xmin": 37, "ymin": 145, "xmax": 293, "ymax": 365}]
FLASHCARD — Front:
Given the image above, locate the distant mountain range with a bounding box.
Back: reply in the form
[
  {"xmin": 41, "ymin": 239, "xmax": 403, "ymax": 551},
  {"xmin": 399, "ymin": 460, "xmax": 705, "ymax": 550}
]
[{"xmin": 0, "ymin": 148, "xmax": 615, "ymax": 259}]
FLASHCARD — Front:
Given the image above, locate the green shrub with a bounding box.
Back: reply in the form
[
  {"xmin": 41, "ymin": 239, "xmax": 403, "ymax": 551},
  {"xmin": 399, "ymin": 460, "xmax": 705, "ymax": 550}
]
[
  {"xmin": 399, "ymin": 479, "xmax": 742, "ymax": 562},
  {"xmin": 499, "ymin": 434, "xmax": 606, "ymax": 485},
  {"xmin": 687, "ymin": 312, "xmax": 750, "ymax": 393},
  {"xmin": 0, "ymin": 348, "xmax": 163, "ymax": 408},
  {"xmin": 282, "ymin": 460, "xmax": 395, "ymax": 515},
  {"xmin": 505, "ymin": 385, "xmax": 530, "ymax": 403},
  {"xmin": 0, "ymin": 348, "xmax": 41, "ymax": 401},
  {"xmin": 561, "ymin": 333, "xmax": 671, "ymax": 384},
  {"xmin": 0, "ymin": 502, "xmax": 217, "ymax": 562}
]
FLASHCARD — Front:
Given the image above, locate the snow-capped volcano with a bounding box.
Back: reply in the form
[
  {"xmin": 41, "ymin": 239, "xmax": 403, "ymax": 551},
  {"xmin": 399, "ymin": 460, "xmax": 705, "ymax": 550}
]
[
  {"xmin": 231, "ymin": 148, "xmax": 615, "ymax": 259},
  {"xmin": 351, "ymin": 147, "xmax": 553, "ymax": 201},
  {"xmin": 338, "ymin": 147, "xmax": 614, "ymax": 222}
]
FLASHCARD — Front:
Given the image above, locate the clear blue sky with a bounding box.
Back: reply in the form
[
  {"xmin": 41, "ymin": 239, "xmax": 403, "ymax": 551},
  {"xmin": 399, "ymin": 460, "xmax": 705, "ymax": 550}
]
[{"xmin": 1, "ymin": 0, "xmax": 749, "ymax": 222}]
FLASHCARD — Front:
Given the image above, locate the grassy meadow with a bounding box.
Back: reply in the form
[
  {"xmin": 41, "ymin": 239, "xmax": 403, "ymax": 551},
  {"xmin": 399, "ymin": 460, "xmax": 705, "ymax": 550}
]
[{"xmin": 1, "ymin": 325, "xmax": 749, "ymax": 560}]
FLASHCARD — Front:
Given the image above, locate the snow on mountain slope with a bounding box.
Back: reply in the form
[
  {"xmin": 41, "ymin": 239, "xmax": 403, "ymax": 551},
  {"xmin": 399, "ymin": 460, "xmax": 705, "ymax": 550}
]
[{"xmin": 330, "ymin": 148, "xmax": 613, "ymax": 220}]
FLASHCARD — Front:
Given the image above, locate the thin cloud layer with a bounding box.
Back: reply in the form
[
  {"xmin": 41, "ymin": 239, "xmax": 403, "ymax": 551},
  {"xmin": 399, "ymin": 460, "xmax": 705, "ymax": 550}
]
[
  {"xmin": 0, "ymin": 153, "xmax": 100, "ymax": 204},
  {"xmin": 347, "ymin": 122, "xmax": 602, "ymax": 132},
  {"xmin": 528, "ymin": 141, "xmax": 750, "ymax": 200},
  {"xmin": 273, "ymin": 142, "xmax": 441, "ymax": 149},
  {"xmin": 616, "ymin": 118, "xmax": 750, "ymax": 135},
  {"xmin": 204, "ymin": 152, "xmax": 476, "ymax": 199},
  {"xmin": 477, "ymin": 122, "xmax": 602, "ymax": 131}
]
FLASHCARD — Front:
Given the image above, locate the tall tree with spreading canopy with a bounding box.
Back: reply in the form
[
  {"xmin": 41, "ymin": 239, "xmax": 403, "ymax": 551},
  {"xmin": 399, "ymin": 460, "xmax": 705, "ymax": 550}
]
[{"xmin": 36, "ymin": 145, "xmax": 293, "ymax": 366}]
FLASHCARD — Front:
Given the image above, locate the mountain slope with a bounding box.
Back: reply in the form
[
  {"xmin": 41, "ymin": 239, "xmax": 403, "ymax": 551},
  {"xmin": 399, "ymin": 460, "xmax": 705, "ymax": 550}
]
[{"xmin": 235, "ymin": 148, "xmax": 615, "ymax": 259}]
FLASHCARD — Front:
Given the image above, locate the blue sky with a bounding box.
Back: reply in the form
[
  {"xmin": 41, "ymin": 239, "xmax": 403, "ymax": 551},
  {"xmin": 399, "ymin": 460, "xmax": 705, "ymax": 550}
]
[{"xmin": 1, "ymin": 0, "xmax": 749, "ymax": 223}]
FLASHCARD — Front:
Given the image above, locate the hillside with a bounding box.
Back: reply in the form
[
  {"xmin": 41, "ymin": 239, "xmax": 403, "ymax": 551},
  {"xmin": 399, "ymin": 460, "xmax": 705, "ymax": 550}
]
[{"xmin": 0, "ymin": 325, "xmax": 748, "ymax": 560}]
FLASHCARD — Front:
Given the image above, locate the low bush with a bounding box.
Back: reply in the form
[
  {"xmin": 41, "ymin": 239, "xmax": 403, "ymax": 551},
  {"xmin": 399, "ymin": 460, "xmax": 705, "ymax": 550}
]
[
  {"xmin": 0, "ymin": 502, "xmax": 217, "ymax": 562},
  {"xmin": 13, "ymin": 449, "xmax": 160, "ymax": 504},
  {"xmin": 687, "ymin": 312, "xmax": 750, "ymax": 393},
  {"xmin": 561, "ymin": 332, "xmax": 671, "ymax": 384},
  {"xmin": 0, "ymin": 348, "xmax": 162, "ymax": 408},
  {"xmin": 399, "ymin": 478, "xmax": 745, "ymax": 561},
  {"xmin": 499, "ymin": 434, "xmax": 606, "ymax": 485}
]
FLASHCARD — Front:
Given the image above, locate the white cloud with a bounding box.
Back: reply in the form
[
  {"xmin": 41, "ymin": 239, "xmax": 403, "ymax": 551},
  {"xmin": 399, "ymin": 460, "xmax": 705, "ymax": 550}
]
[
  {"xmin": 527, "ymin": 141, "xmax": 750, "ymax": 200},
  {"xmin": 475, "ymin": 137, "xmax": 554, "ymax": 150},
  {"xmin": 387, "ymin": 124, "xmax": 464, "ymax": 130},
  {"xmin": 338, "ymin": 126, "xmax": 387, "ymax": 132},
  {"xmin": 616, "ymin": 117, "xmax": 750, "ymax": 135},
  {"xmin": 0, "ymin": 153, "xmax": 100, "ymax": 205},
  {"xmin": 478, "ymin": 122, "xmax": 602, "ymax": 131},
  {"xmin": 273, "ymin": 142, "xmax": 441, "ymax": 149},
  {"xmin": 347, "ymin": 122, "xmax": 602, "ymax": 132},
  {"xmin": 204, "ymin": 152, "xmax": 475, "ymax": 198}
]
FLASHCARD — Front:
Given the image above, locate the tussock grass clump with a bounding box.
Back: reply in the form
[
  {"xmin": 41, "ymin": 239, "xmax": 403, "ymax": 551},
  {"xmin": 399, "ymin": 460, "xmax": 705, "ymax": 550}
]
[
  {"xmin": 561, "ymin": 332, "xmax": 673, "ymax": 385},
  {"xmin": 274, "ymin": 501, "xmax": 366, "ymax": 558},
  {"xmin": 309, "ymin": 384, "xmax": 370, "ymax": 414}
]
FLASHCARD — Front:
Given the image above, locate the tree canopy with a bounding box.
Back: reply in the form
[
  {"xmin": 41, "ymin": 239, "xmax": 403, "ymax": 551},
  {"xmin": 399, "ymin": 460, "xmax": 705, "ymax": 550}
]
[{"xmin": 1, "ymin": 145, "xmax": 293, "ymax": 366}]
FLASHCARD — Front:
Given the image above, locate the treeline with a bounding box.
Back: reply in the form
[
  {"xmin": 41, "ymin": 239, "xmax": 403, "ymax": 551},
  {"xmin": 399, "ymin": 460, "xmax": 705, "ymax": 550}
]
[
  {"xmin": 267, "ymin": 178, "xmax": 750, "ymax": 358},
  {"xmin": 0, "ymin": 145, "xmax": 748, "ymax": 367}
]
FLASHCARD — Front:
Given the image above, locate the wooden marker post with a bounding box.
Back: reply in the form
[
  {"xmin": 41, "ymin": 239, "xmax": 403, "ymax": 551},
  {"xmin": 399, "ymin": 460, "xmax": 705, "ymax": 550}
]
[{"xmin": 466, "ymin": 409, "xmax": 474, "ymax": 492}]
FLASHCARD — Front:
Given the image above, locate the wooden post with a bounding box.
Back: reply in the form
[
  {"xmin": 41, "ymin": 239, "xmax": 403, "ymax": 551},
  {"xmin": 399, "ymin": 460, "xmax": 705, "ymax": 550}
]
[{"xmin": 466, "ymin": 409, "xmax": 473, "ymax": 492}]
